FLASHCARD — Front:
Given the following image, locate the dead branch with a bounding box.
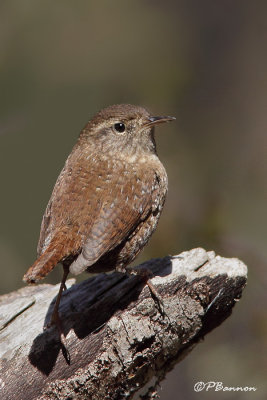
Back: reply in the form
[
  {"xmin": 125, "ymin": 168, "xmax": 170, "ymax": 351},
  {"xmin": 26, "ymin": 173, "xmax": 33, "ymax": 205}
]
[{"xmin": 0, "ymin": 248, "xmax": 247, "ymax": 400}]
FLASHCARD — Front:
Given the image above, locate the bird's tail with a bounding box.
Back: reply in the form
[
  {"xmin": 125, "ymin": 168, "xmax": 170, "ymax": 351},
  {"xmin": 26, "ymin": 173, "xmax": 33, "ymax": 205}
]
[{"xmin": 23, "ymin": 241, "xmax": 65, "ymax": 284}]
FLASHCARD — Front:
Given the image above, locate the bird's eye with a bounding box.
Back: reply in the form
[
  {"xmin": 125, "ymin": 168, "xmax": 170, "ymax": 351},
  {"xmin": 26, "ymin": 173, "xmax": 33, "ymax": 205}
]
[{"xmin": 114, "ymin": 123, "xmax": 125, "ymax": 133}]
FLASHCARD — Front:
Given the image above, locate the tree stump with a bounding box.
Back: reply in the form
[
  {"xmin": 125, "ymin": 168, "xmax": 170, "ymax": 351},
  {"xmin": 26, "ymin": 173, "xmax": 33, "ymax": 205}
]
[{"xmin": 0, "ymin": 248, "xmax": 247, "ymax": 400}]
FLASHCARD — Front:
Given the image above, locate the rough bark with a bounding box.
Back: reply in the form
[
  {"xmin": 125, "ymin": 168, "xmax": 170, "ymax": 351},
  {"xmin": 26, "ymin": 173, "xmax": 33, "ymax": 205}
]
[{"xmin": 0, "ymin": 248, "xmax": 247, "ymax": 400}]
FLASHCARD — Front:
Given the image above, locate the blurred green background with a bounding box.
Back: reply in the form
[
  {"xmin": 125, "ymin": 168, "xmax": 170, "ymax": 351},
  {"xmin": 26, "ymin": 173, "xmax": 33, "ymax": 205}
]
[{"xmin": 0, "ymin": 1, "xmax": 266, "ymax": 399}]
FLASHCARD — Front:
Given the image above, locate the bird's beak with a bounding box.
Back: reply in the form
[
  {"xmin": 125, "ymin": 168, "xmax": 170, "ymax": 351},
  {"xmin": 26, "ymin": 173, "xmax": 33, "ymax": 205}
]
[{"xmin": 144, "ymin": 115, "xmax": 176, "ymax": 127}]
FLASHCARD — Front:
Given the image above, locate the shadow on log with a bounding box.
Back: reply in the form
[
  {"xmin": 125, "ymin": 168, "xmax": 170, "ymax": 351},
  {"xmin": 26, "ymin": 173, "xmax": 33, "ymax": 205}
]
[{"xmin": 0, "ymin": 248, "xmax": 247, "ymax": 400}]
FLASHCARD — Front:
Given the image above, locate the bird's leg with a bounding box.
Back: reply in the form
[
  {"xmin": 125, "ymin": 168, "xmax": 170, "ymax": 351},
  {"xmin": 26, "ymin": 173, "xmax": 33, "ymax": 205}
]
[
  {"xmin": 125, "ymin": 266, "xmax": 165, "ymax": 314},
  {"xmin": 47, "ymin": 264, "xmax": 69, "ymax": 347}
]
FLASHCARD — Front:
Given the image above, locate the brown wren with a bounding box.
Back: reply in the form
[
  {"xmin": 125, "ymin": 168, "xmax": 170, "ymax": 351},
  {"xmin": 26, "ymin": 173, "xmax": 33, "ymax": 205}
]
[{"xmin": 23, "ymin": 104, "xmax": 175, "ymax": 337}]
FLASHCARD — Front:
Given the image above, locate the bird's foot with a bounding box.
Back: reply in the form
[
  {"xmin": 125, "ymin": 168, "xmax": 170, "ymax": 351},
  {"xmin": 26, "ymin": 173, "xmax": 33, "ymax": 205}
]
[
  {"xmin": 126, "ymin": 266, "xmax": 165, "ymax": 316},
  {"xmin": 44, "ymin": 310, "xmax": 70, "ymax": 364}
]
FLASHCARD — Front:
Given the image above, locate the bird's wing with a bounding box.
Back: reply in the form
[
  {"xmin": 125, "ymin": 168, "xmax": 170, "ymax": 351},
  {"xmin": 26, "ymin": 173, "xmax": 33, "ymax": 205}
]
[
  {"xmin": 69, "ymin": 168, "xmax": 155, "ymax": 275},
  {"xmin": 37, "ymin": 202, "xmax": 53, "ymax": 256},
  {"xmin": 35, "ymin": 154, "xmax": 163, "ymax": 276}
]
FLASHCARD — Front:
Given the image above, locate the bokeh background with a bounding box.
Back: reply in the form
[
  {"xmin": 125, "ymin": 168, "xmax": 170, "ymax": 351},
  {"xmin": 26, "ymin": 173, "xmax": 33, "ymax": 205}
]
[{"xmin": 1, "ymin": 1, "xmax": 266, "ymax": 399}]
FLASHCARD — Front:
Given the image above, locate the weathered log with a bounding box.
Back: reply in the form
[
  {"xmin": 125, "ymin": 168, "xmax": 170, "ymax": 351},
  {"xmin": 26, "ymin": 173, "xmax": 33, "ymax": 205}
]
[{"xmin": 0, "ymin": 248, "xmax": 247, "ymax": 400}]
